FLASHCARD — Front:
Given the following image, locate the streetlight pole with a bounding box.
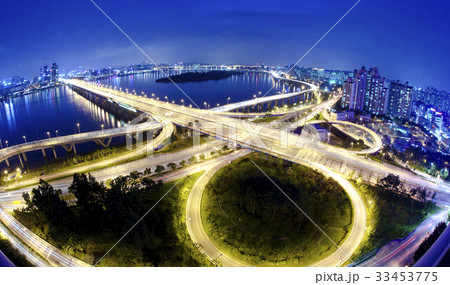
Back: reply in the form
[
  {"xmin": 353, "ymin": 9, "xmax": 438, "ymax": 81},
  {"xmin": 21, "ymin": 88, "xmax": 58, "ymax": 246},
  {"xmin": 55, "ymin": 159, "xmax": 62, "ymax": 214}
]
[
  {"xmin": 47, "ymin": 132, "xmax": 51, "ymax": 139},
  {"xmin": 23, "ymin": 136, "xmax": 27, "ymax": 143},
  {"xmin": 227, "ymin": 97, "xmax": 230, "ymax": 104},
  {"xmin": 101, "ymin": 124, "xmax": 104, "ymax": 131},
  {"xmin": 5, "ymin": 141, "xmax": 8, "ymax": 147},
  {"xmin": 0, "ymin": 139, "xmax": 2, "ymax": 149},
  {"xmin": 165, "ymin": 96, "xmax": 168, "ymax": 103},
  {"xmin": 181, "ymin": 99, "xmax": 184, "ymax": 106},
  {"xmin": 55, "ymin": 130, "xmax": 59, "ymax": 137},
  {"xmin": 77, "ymin": 123, "xmax": 80, "ymax": 133}
]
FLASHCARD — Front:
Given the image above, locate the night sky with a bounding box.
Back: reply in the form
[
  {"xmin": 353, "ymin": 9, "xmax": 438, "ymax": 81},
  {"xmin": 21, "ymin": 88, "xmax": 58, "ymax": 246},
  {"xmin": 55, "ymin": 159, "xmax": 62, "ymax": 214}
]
[{"xmin": 1, "ymin": 0, "xmax": 449, "ymax": 90}]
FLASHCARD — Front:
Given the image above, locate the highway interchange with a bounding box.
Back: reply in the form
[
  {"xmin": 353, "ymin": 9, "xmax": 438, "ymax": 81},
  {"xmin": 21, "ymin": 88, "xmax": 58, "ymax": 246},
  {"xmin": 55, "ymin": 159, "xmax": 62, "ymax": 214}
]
[{"xmin": 0, "ymin": 72, "xmax": 449, "ymax": 267}]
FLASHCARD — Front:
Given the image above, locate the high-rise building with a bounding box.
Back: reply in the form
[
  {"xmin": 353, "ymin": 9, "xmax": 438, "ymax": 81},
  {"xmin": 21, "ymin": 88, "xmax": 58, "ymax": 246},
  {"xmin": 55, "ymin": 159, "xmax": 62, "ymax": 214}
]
[
  {"xmin": 386, "ymin": 80, "xmax": 413, "ymax": 120},
  {"xmin": 40, "ymin": 65, "xmax": 51, "ymax": 85},
  {"xmin": 51, "ymin": 63, "xmax": 58, "ymax": 83},
  {"xmin": 341, "ymin": 67, "xmax": 367, "ymax": 111},
  {"xmin": 341, "ymin": 66, "xmax": 388, "ymax": 115},
  {"xmin": 434, "ymin": 112, "xmax": 443, "ymax": 132},
  {"xmin": 363, "ymin": 67, "xmax": 388, "ymax": 115}
]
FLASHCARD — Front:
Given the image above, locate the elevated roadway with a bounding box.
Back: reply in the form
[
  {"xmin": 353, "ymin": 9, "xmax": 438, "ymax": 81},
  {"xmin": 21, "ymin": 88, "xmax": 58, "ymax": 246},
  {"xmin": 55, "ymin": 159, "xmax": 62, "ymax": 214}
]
[
  {"xmin": 304, "ymin": 120, "xmax": 382, "ymax": 154},
  {"xmin": 0, "ymin": 119, "xmax": 163, "ymax": 168}
]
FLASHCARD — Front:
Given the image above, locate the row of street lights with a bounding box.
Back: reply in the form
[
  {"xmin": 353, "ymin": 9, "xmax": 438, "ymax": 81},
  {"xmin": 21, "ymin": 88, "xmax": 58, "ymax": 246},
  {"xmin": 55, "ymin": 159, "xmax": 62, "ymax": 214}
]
[
  {"xmin": 0, "ymin": 123, "xmax": 83, "ymax": 149},
  {"xmin": 93, "ymin": 82, "xmax": 246, "ymax": 110}
]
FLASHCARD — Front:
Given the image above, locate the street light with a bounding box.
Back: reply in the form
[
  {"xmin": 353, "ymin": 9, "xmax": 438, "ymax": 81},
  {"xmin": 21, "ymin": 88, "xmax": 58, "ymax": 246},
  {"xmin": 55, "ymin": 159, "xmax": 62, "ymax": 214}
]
[
  {"xmin": 55, "ymin": 130, "xmax": 59, "ymax": 137},
  {"xmin": 23, "ymin": 135, "xmax": 27, "ymax": 143},
  {"xmin": 47, "ymin": 132, "xmax": 51, "ymax": 139},
  {"xmin": 77, "ymin": 123, "xmax": 80, "ymax": 133},
  {"xmin": 101, "ymin": 124, "xmax": 104, "ymax": 131},
  {"xmin": 5, "ymin": 141, "xmax": 8, "ymax": 147},
  {"xmin": 351, "ymin": 142, "xmax": 354, "ymax": 150},
  {"xmin": 164, "ymin": 96, "xmax": 168, "ymax": 102},
  {"xmin": 227, "ymin": 97, "xmax": 230, "ymax": 104},
  {"xmin": 204, "ymin": 102, "xmax": 207, "ymax": 109},
  {"xmin": 181, "ymin": 99, "xmax": 184, "ymax": 106}
]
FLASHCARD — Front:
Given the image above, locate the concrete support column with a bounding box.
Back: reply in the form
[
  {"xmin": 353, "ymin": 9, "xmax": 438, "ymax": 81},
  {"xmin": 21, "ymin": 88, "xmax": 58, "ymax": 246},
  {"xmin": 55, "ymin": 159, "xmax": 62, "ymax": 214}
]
[
  {"xmin": 5, "ymin": 158, "xmax": 10, "ymax": 167},
  {"xmin": 72, "ymin": 144, "xmax": 77, "ymax": 155},
  {"xmin": 52, "ymin": 147, "xmax": 58, "ymax": 159},
  {"xmin": 41, "ymin": 149, "xmax": 47, "ymax": 158},
  {"xmin": 22, "ymin": 153, "xmax": 27, "ymax": 163},
  {"xmin": 18, "ymin": 154, "xmax": 24, "ymax": 168}
]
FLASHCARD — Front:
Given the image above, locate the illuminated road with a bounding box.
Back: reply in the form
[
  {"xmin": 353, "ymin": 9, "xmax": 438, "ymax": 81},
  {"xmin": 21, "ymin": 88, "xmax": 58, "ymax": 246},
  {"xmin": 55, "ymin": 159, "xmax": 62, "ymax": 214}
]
[
  {"xmin": 360, "ymin": 211, "xmax": 448, "ymax": 267},
  {"xmin": 211, "ymin": 71, "xmax": 317, "ymax": 113},
  {"xmin": 0, "ymin": 140, "xmax": 226, "ymax": 209},
  {"xmin": 304, "ymin": 120, "xmax": 383, "ymax": 154},
  {"xmin": 0, "ymin": 206, "xmax": 90, "ymax": 267},
  {"xmin": 64, "ymin": 78, "xmax": 450, "ymax": 267},
  {"xmin": 186, "ymin": 149, "xmax": 252, "ymax": 267},
  {"xmin": 0, "ymin": 119, "xmax": 162, "ymax": 165},
  {"xmin": 1, "ymin": 72, "xmax": 448, "ymax": 267},
  {"xmin": 185, "ymin": 148, "xmax": 366, "ymax": 267},
  {"xmin": 0, "ymin": 116, "xmax": 173, "ymax": 191}
]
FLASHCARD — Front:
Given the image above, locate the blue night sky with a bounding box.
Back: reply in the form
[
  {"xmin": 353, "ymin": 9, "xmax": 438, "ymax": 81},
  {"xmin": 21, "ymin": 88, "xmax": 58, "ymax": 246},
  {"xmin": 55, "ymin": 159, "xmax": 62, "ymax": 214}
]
[{"xmin": 1, "ymin": 0, "xmax": 449, "ymax": 90}]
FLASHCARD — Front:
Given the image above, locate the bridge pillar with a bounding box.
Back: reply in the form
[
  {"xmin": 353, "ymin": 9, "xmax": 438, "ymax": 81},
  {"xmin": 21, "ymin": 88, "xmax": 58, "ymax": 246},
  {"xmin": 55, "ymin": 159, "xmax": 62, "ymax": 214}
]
[
  {"xmin": 18, "ymin": 154, "xmax": 24, "ymax": 169},
  {"xmin": 52, "ymin": 147, "xmax": 58, "ymax": 159},
  {"xmin": 267, "ymin": 102, "xmax": 271, "ymax": 111},
  {"xmin": 5, "ymin": 158, "xmax": 10, "ymax": 167},
  {"xmin": 281, "ymin": 99, "xmax": 285, "ymax": 107},
  {"xmin": 72, "ymin": 144, "xmax": 77, "ymax": 155},
  {"xmin": 275, "ymin": 100, "xmax": 278, "ymax": 108},
  {"xmin": 22, "ymin": 153, "xmax": 27, "ymax": 163},
  {"xmin": 41, "ymin": 149, "xmax": 47, "ymax": 158}
]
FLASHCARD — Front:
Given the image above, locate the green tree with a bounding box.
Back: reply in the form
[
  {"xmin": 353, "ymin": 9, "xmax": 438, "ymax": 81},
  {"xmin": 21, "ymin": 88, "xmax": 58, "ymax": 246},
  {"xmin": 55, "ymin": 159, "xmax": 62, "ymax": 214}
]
[
  {"xmin": 377, "ymin": 174, "xmax": 405, "ymax": 195},
  {"xmin": 179, "ymin": 160, "xmax": 186, "ymax": 167},
  {"xmin": 143, "ymin": 168, "xmax": 152, "ymax": 176},
  {"xmin": 129, "ymin": 171, "xmax": 143, "ymax": 180},
  {"xmin": 188, "ymin": 155, "xmax": 197, "ymax": 164},
  {"xmin": 69, "ymin": 173, "xmax": 106, "ymax": 220},
  {"xmin": 22, "ymin": 179, "xmax": 72, "ymax": 227},
  {"xmin": 155, "ymin": 165, "xmax": 165, "ymax": 173},
  {"xmin": 167, "ymin": 162, "xmax": 177, "ymax": 170},
  {"xmin": 199, "ymin": 154, "xmax": 206, "ymax": 160}
]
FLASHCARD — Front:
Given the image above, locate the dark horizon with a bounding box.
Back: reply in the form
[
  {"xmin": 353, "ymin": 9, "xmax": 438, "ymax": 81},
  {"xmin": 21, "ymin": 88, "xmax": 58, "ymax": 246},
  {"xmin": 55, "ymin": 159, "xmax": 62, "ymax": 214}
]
[{"xmin": 1, "ymin": 0, "xmax": 449, "ymax": 91}]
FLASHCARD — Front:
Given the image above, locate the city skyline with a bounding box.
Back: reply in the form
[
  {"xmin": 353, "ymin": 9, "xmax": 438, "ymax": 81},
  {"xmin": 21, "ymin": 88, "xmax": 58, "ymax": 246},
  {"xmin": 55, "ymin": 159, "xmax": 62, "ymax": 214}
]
[{"xmin": 1, "ymin": 0, "xmax": 450, "ymax": 90}]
